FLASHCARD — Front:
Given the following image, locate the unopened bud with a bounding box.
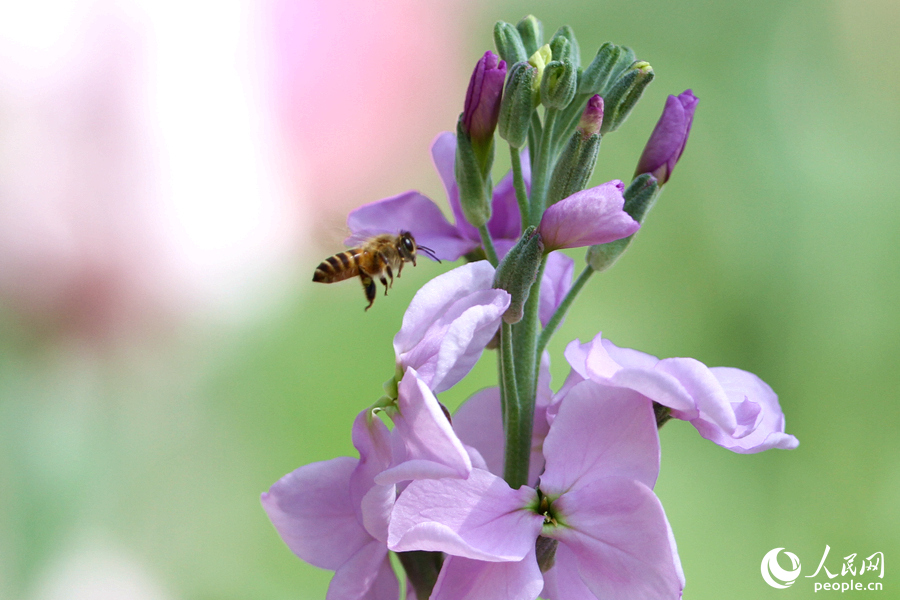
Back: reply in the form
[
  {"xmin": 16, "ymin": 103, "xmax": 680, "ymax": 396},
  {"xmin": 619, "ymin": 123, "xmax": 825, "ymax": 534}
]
[
  {"xmin": 540, "ymin": 59, "xmax": 576, "ymax": 109},
  {"xmin": 493, "ymin": 21, "xmax": 528, "ymax": 65},
  {"xmin": 600, "ymin": 60, "xmax": 653, "ymax": 134},
  {"xmin": 498, "ymin": 61, "xmax": 537, "ymax": 148},
  {"xmin": 577, "ymin": 94, "xmax": 604, "ymax": 136},
  {"xmin": 547, "ymin": 134, "xmax": 601, "ymax": 206},
  {"xmin": 579, "ymin": 43, "xmax": 635, "ymax": 96},
  {"xmin": 584, "ymin": 173, "xmax": 660, "ymax": 271},
  {"xmin": 634, "ymin": 90, "xmax": 698, "ymax": 185},
  {"xmin": 550, "ymin": 25, "xmax": 580, "ymax": 69},
  {"xmin": 455, "ymin": 116, "xmax": 491, "ymax": 227},
  {"xmin": 516, "ymin": 15, "xmax": 543, "ymax": 57},
  {"xmin": 528, "ymin": 44, "xmax": 552, "ymax": 94},
  {"xmin": 462, "ymin": 51, "xmax": 507, "ymax": 147},
  {"xmin": 492, "ymin": 227, "xmax": 543, "ymax": 324}
]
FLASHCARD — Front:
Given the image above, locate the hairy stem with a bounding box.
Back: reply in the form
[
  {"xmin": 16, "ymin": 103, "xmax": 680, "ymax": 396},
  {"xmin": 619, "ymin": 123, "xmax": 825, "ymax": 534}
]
[{"xmin": 510, "ymin": 144, "xmax": 530, "ymax": 230}]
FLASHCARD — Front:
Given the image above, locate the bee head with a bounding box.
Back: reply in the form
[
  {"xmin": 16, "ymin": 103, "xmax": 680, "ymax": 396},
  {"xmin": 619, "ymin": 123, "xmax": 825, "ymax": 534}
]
[{"xmin": 398, "ymin": 231, "xmax": 440, "ymax": 265}]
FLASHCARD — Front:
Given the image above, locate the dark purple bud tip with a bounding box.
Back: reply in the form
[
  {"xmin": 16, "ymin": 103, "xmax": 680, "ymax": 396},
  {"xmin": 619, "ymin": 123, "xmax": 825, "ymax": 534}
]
[
  {"xmin": 577, "ymin": 94, "xmax": 604, "ymax": 137},
  {"xmin": 634, "ymin": 89, "xmax": 698, "ymax": 184},
  {"xmin": 463, "ymin": 51, "xmax": 508, "ymax": 144}
]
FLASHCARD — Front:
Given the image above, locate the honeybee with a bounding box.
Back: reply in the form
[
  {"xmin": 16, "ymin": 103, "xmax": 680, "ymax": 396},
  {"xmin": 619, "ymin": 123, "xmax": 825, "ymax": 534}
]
[{"xmin": 313, "ymin": 231, "xmax": 439, "ymax": 310}]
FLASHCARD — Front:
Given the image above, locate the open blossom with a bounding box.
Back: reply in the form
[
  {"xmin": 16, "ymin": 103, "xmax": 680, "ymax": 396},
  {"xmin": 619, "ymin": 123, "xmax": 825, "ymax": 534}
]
[
  {"xmin": 537, "ymin": 180, "xmax": 640, "ymax": 251},
  {"xmin": 393, "ymin": 261, "xmax": 510, "ymax": 393},
  {"xmin": 347, "ymin": 132, "xmax": 528, "ymax": 261},
  {"xmin": 388, "ymin": 381, "xmax": 684, "ymax": 600},
  {"xmin": 563, "ymin": 332, "xmax": 799, "ymax": 453}
]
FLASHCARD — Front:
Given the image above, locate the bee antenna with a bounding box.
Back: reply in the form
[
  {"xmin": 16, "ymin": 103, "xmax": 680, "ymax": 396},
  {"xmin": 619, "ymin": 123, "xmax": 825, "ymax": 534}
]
[{"xmin": 417, "ymin": 244, "xmax": 441, "ymax": 263}]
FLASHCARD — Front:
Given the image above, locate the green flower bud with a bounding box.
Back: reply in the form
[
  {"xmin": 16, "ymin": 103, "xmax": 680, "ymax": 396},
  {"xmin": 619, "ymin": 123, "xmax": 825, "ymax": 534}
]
[
  {"xmin": 550, "ymin": 25, "xmax": 580, "ymax": 70},
  {"xmin": 541, "ymin": 59, "xmax": 576, "ymax": 109},
  {"xmin": 492, "ymin": 226, "xmax": 543, "ymax": 324},
  {"xmin": 584, "ymin": 173, "xmax": 660, "ymax": 271},
  {"xmin": 498, "ymin": 61, "xmax": 537, "ymax": 148},
  {"xmin": 516, "ymin": 15, "xmax": 544, "ymax": 57},
  {"xmin": 547, "ymin": 96, "xmax": 604, "ymax": 205},
  {"xmin": 600, "ymin": 60, "xmax": 654, "ymax": 134},
  {"xmin": 493, "ymin": 21, "xmax": 528, "ymax": 65},
  {"xmin": 579, "ymin": 43, "xmax": 637, "ymax": 96},
  {"xmin": 455, "ymin": 115, "xmax": 492, "ymax": 227}
]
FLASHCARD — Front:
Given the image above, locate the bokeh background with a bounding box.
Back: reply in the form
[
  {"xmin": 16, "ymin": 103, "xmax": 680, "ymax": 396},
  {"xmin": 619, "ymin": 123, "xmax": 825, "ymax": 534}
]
[{"xmin": 1, "ymin": 0, "xmax": 897, "ymax": 598}]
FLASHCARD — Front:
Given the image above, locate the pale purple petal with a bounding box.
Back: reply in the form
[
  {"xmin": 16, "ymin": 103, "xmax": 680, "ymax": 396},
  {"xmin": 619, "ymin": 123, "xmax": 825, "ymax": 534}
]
[
  {"xmin": 541, "ymin": 381, "xmax": 659, "ymax": 494},
  {"xmin": 432, "ymin": 552, "xmax": 544, "ymax": 600},
  {"xmin": 539, "ymin": 251, "xmax": 574, "ymax": 327},
  {"xmin": 261, "ymin": 457, "xmax": 368, "ymax": 570},
  {"xmin": 550, "ymin": 478, "xmax": 684, "ymax": 600},
  {"xmin": 600, "ymin": 337, "xmax": 659, "ymax": 370},
  {"xmin": 655, "ymin": 357, "xmax": 736, "ymax": 433},
  {"xmin": 375, "ymin": 368, "xmax": 471, "ymax": 485},
  {"xmin": 394, "ymin": 262, "xmax": 509, "ymax": 393},
  {"xmin": 454, "ymin": 353, "xmax": 552, "ymax": 486},
  {"xmin": 487, "ymin": 149, "xmax": 530, "ymax": 241},
  {"xmin": 349, "ymin": 409, "xmax": 394, "ymax": 541},
  {"xmin": 634, "ymin": 90, "xmax": 698, "ymax": 184},
  {"xmin": 346, "ymin": 189, "xmax": 475, "ymax": 261},
  {"xmin": 541, "ymin": 543, "xmax": 604, "ymax": 600},
  {"xmin": 394, "ymin": 261, "xmax": 495, "ymax": 355},
  {"xmin": 537, "ymin": 181, "xmax": 639, "ymax": 251},
  {"xmin": 691, "ymin": 367, "xmax": 800, "ymax": 453},
  {"xmin": 431, "ymin": 132, "xmax": 478, "ymax": 241},
  {"xmin": 388, "ymin": 468, "xmax": 542, "ymax": 561},
  {"xmin": 326, "ymin": 540, "xmax": 397, "ymax": 600},
  {"xmin": 453, "ymin": 387, "xmax": 504, "ymax": 477}
]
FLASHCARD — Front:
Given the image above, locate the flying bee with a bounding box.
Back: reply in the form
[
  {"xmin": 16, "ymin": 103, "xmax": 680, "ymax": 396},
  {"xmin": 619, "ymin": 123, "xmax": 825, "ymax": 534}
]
[{"xmin": 312, "ymin": 231, "xmax": 439, "ymax": 310}]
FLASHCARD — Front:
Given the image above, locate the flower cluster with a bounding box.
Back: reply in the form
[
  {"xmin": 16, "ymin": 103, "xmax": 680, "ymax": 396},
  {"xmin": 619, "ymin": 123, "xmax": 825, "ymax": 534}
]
[{"xmin": 262, "ymin": 15, "xmax": 797, "ymax": 600}]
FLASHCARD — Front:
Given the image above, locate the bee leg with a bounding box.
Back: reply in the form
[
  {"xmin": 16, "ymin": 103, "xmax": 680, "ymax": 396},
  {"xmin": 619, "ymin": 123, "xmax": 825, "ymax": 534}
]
[
  {"xmin": 385, "ymin": 264, "xmax": 394, "ymax": 288},
  {"xmin": 397, "ymin": 261, "xmax": 404, "ymax": 277},
  {"xmin": 360, "ymin": 273, "xmax": 377, "ymax": 311},
  {"xmin": 379, "ymin": 274, "xmax": 390, "ymax": 295}
]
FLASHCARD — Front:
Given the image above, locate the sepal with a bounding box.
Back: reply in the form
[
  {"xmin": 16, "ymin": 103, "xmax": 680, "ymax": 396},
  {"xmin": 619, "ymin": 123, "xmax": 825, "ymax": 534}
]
[
  {"xmin": 455, "ymin": 116, "xmax": 492, "ymax": 228},
  {"xmin": 550, "ymin": 25, "xmax": 580, "ymax": 70},
  {"xmin": 492, "ymin": 226, "xmax": 544, "ymax": 324},
  {"xmin": 493, "ymin": 21, "xmax": 528, "ymax": 65},
  {"xmin": 599, "ymin": 60, "xmax": 654, "ymax": 134},
  {"xmin": 585, "ymin": 174, "xmax": 660, "ymax": 271},
  {"xmin": 498, "ymin": 62, "xmax": 537, "ymax": 149},
  {"xmin": 516, "ymin": 15, "xmax": 544, "ymax": 57},
  {"xmin": 541, "ymin": 59, "xmax": 577, "ymax": 110}
]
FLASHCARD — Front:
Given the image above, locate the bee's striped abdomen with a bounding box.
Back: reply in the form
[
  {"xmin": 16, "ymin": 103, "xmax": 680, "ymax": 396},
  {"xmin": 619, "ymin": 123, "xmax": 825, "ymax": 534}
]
[{"xmin": 313, "ymin": 249, "xmax": 360, "ymax": 283}]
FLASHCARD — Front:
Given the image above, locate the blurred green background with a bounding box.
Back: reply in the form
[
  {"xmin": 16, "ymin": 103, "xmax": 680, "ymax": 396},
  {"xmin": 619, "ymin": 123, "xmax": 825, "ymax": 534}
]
[{"xmin": 1, "ymin": 0, "xmax": 898, "ymax": 598}]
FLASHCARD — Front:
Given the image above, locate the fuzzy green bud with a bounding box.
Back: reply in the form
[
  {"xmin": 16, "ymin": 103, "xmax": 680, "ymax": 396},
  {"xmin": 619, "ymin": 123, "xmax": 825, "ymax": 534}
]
[
  {"xmin": 516, "ymin": 15, "xmax": 543, "ymax": 57},
  {"xmin": 550, "ymin": 25, "xmax": 580, "ymax": 70},
  {"xmin": 599, "ymin": 60, "xmax": 653, "ymax": 134},
  {"xmin": 547, "ymin": 96, "xmax": 604, "ymax": 205},
  {"xmin": 498, "ymin": 61, "xmax": 537, "ymax": 148},
  {"xmin": 541, "ymin": 59, "xmax": 577, "ymax": 109},
  {"xmin": 584, "ymin": 173, "xmax": 660, "ymax": 271},
  {"xmin": 493, "ymin": 226, "xmax": 543, "ymax": 324},
  {"xmin": 455, "ymin": 115, "xmax": 492, "ymax": 227},
  {"xmin": 493, "ymin": 21, "xmax": 528, "ymax": 65}
]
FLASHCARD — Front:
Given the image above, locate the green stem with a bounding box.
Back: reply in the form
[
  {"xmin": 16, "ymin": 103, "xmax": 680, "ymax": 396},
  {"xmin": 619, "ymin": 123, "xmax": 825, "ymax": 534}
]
[
  {"xmin": 536, "ymin": 264, "xmax": 594, "ymax": 357},
  {"xmin": 500, "ymin": 321, "xmax": 528, "ymax": 487},
  {"xmin": 478, "ymin": 224, "xmax": 499, "ymax": 267},
  {"xmin": 509, "ymin": 144, "xmax": 530, "ymax": 229},
  {"xmin": 528, "ymin": 108, "xmax": 558, "ymax": 228}
]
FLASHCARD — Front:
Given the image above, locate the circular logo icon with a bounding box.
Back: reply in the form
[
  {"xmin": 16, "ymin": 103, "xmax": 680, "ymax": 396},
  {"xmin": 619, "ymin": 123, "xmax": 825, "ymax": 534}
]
[{"xmin": 761, "ymin": 548, "xmax": 802, "ymax": 589}]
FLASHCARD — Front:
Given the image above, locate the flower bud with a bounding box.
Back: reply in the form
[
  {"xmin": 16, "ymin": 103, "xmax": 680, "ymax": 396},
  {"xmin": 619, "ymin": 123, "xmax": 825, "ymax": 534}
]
[
  {"xmin": 493, "ymin": 226, "xmax": 543, "ymax": 324},
  {"xmin": 585, "ymin": 173, "xmax": 660, "ymax": 271},
  {"xmin": 634, "ymin": 89, "xmax": 698, "ymax": 185},
  {"xmin": 540, "ymin": 59, "xmax": 576, "ymax": 109},
  {"xmin": 579, "ymin": 43, "xmax": 635, "ymax": 96},
  {"xmin": 516, "ymin": 15, "xmax": 543, "ymax": 57},
  {"xmin": 547, "ymin": 97, "xmax": 604, "ymax": 205},
  {"xmin": 600, "ymin": 60, "xmax": 653, "ymax": 134},
  {"xmin": 550, "ymin": 25, "xmax": 580, "ymax": 70},
  {"xmin": 462, "ymin": 51, "xmax": 507, "ymax": 147},
  {"xmin": 578, "ymin": 94, "xmax": 604, "ymax": 136},
  {"xmin": 455, "ymin": 116, "xmax": 491, "ymax": 227},
  {"xmin": 527, "ymin": 44, "xmax": 552, "ymax": 94},
  {"xmin": 498, "ymin": 61, "xmax": 537, "ymax": 148},
  {"xmin": 493, "ymin": 21, "xmax": 528, "ymax": 65}
]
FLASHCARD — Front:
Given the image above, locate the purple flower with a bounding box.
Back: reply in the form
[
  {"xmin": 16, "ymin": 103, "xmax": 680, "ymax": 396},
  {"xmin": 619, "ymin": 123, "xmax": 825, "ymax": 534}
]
[
  {"xmin": 634, "ymin": 90, "xmax": 698, "ymax": 185},
  {"xmin": 346, "ymin": 132, "xmax": 529, "ymax": 261},
  {"xmin": 537, "ymin": 180, "xmax": 640, "ymax": 251},
  {"xmin": 388, "ymin": 381, "xmax": 684, "ymax": 600},
  {"xmin": 463, "ymin": 51, "xmax": 507, "ymax": 145},
  {"xmin": 261, "ymin": 411, "xmax": 400, "ymax": 600},
  {"xmin": 393, "ymin": 261, "xmax": 510, "ymax": 394},
  {"xmin": 563, "ymin": 332, "xmax": 799, "ymax": 453}
]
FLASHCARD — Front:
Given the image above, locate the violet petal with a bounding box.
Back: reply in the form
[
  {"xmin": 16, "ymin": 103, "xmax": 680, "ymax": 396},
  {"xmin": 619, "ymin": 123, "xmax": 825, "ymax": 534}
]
[
  {"xmin": 538, "ymin": 181, "xmax": 639, "ymax": 251},
  {"xmin": 432, "ymin": 551, "xmax": 544, "ymax": 600}
]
